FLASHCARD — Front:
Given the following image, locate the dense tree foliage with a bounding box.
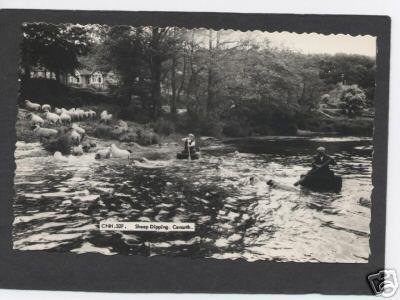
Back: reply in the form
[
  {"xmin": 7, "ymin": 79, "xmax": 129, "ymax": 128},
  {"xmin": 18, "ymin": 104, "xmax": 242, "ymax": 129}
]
[
  {"xmin": 21, "ymin": 23, "xmax": 91, "ymax": 82},
  {"xmin": 339, "ymin": 85, "xmax": 367, "ymax": 118},
  {"xmin": 318, "ymin": 54, "xmax": 376, "ymax": 102},
  {"xmin": 20, "ymin": 24, "xmax": 376, "ymax": 136}
]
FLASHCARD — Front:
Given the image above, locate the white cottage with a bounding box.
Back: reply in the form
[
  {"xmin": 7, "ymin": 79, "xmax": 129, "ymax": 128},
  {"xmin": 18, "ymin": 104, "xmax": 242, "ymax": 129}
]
[{"xmin": 68, "ymin": 69, "xmax": 118, "ymax": 90}]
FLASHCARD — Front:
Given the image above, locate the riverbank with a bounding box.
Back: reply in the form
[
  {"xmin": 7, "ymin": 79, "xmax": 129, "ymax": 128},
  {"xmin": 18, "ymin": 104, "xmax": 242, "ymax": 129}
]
[
  {"xmin": 298, "ymin": 114, "xmax": 374, "ymax": 137},
  {"xmin": 16, "ymin": 104, "xmax": 373, "ymax": 160},
  {"xmin": 16, "ymin": 108, "xmax": 185, "ymax": 160}
]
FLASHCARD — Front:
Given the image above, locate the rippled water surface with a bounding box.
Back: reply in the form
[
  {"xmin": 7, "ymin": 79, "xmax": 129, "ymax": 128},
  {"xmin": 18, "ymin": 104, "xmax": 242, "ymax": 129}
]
[{"xmin": 13, "ymin": 137, "xmax": 372, "ymax": 262}]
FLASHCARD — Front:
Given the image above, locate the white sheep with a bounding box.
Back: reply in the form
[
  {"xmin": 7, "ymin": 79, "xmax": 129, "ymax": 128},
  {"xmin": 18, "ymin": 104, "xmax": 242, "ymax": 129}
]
[
  {"xmin": 100, "ymin": 110, "xmax": 108, "ymax": 118},
  {"xmin": 41, "ymin": 104, "xmax": 51, "ymax": 112},
  {"xmin": 54, "ymin": 151, "xmax": 69, "ymax": 162},
  {"xmin": 100, "ymin": 111, "xmax": 112, "ymax": 124},
  {"xmin": 110, "ymin": 143, "xmax": 131, "ymax": 159},
  {"xmin": 25, "ymin": 100, "xmax": 41, "ymax": 111},
  {"xmin": 60, "ymin": 112, "xmax": 72, "ymax": 124},
  {"xmin": 66, "ymin": 110, "xmax": 77, "ymax": 121},
  {"xmin": 32, "ymin": 125, "xmax": 58, "ymax": 139},
  {"xmin": 45, "ymin": 112, "xmax": 62, "ymax": 125},
  {"xmin": 71, "ymin": 145, "xmax": 84, "ymax": 156},
  {"xmin": 28, "ymin": 113, "xmax": 44, "ymax": 126},
  {"xmin": 75, "ymin": 109, "xmax": 85, "ymax": 120},
  {"xmin": 71, "ymin": 123, "xmax": 85, "ymax": 136},
  {"xmin": 67, "ymin": 128, "xmax": 81, "ymax": 145},
  {"xmin": 95, "ymin": 147, "xmax": 111, "ymax": 159},
  {"xmin": 54, "ymin": 107, "xmax": 63, "ymax": 115},
  {"xmin": 88, "ymin": 110, "xmax": 96, "ymax": 119}
]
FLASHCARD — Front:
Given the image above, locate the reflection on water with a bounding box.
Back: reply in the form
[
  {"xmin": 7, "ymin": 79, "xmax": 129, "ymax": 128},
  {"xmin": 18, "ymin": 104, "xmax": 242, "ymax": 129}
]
[{"xmin": 13, "ymin": 137, "xmax": 372, "ymax": 262}]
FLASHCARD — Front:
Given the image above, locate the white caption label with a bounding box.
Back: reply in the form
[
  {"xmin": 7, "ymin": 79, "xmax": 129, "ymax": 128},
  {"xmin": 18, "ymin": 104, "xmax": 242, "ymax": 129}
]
[{"xmin": 99, "ymin": 221, "xmax": 195, "ymax": 232}]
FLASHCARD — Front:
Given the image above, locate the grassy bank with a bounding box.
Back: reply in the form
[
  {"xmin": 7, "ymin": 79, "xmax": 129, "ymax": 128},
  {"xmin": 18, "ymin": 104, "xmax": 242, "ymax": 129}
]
[
  {"xmin": 298, "ymin": 111, "xmax": 374, "ymax": 137},
  {"xmin": 19, "ymin": 79, "xmax": 374, "ymax": 143},
  {"xmin": 16, "ymin": 108, "xmax": 186, "ymax": 158}
]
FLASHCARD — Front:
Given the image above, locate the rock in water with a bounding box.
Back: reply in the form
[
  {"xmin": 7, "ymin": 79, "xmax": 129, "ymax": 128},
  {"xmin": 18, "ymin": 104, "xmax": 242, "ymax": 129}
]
[
  {"xmin": 359, "ymin": 197, "xmax": 371, "ymax": 208},
  {"xmin": 228, "ymin": 234, "xmax": 242, "ymax": 243},
  {"xmin": 242, "ymin": 214, "xmax": 250, "ymax": 221},
  {"xmin": 215, "ymin": 238, "xmax": 230, "ymax": 248},
  {"xmin": 227, "ymin": 211, "xmax": 240, "ymax": 220}
]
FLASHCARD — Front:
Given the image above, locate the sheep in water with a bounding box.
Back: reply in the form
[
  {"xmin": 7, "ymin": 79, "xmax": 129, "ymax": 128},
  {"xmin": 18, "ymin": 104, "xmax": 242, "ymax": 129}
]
[
  {"xmin": 60, "ymin": 112, "xmax": 72, "ymax": 125},
  {"xmin": 45, "ymin": 112, "xmax": 62, "ymax": 125},
  {"xmin": 82, "ymin": 140, "xmax": 96, "ymax": 153},
  {"xmin": 110, "ymin": 143, "xmax": 131, "ymax": 159},
  {"xmin": 67, "ymin": 128, "xmax": 81, "ymax": 145},
  {"xmin": 41, "ymin": 104, "xmax": 51, "ymax": 112},
  {"xmin": 95, "ymin": 147, "xmax": 111, "ymax": 159},
  {"xmin": 25, "ymin": 100, "xmax": 41, "ymax": 111},
  {"xmin": 32, "ymin": 125, "xmax": 58, "ymax": 139},
  {"xmin": 27, "ymin": 113, "xmax": 44, "ymax": 126},
  {"xmin": 71, "ymin": 145, "xmax": 84, "ymax": 156},
  {"xmin": 54, "ymin": 151, "xmax": 69, "ymax": 162}
]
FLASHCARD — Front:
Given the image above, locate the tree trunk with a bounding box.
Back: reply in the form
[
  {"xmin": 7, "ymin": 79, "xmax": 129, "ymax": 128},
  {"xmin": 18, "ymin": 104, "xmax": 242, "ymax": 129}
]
[
  {"xmin": 55, "ymin": 69, "xmax": 60, "ymax": 83},
  {"xmin": 171, "ymin": 52, "xmax": 177, "ymax": 116},
  {"xmin": 149, "ymin": 27, "xmax": 163, "ymax": 120},
  {"xmin": 22, "ymin": 42, "xmax": 31, "ymax": 81},
  {"xmin": 23, "ymin": 65, "xmax": 31, "ymax": 81},
  {"xmin": 176, "ymin": 54, "xmax": 187, "ymax": 104},
  {"xmin": 151, "ymin": 63, "xmax": 162, "ymax": 119},
  {"xmin": 207, "ymin": 29, "xmax": 213, "ymax": 113},
  {"xmin": 300, "ymin": 81, "xmax": 306, "ymax": 104}
]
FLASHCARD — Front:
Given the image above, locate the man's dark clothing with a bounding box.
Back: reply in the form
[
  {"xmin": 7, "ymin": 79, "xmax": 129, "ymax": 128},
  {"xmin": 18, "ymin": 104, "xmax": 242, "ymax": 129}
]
[
  {"xmin": 184, "ymin": 139, "xmax": 196, "ymax": 154},
  {"xmin": 312, "ymin": 154, "xmax": 336, "ymax": 175}
]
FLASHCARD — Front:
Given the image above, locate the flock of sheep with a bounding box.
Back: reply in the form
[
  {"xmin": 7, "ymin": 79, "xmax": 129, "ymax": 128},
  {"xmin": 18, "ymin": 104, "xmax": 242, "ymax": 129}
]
[{"xmin": 23, "ymin": 99, "xmax": 132, "ymax": 160}]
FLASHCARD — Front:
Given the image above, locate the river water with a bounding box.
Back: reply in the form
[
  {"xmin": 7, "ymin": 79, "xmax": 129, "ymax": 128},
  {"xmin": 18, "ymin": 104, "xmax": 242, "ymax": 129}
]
[{"xmin": 13, "ymin": 136, "xmax": 372, "ymax": 262}]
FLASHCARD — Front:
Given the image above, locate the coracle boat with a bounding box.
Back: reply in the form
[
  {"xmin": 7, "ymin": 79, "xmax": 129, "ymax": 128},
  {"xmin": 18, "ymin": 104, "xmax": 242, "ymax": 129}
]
[
  {"xmin": 176, "ymin": 152, "xmax": 200, "ymax": 160},
  {"xmin": 299, "ymin": 173, "xmax": 342, "ymax": 192}
]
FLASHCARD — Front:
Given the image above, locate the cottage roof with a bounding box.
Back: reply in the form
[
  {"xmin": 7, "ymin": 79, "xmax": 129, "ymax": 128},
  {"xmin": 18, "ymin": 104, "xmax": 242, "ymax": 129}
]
[{"xmin": 77, "ymin": 69, "xmax": 93, "ymax": 76}]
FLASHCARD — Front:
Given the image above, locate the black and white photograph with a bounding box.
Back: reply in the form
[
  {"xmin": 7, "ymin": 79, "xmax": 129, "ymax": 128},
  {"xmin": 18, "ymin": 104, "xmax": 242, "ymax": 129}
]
[{"xmin": 13, "ymin": 22, "xmax": 376, "ymax": 263}]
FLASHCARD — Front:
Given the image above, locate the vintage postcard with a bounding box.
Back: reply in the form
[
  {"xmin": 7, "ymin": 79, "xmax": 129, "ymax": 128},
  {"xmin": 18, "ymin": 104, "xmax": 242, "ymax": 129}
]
[
  {"xmin": 14, "ymin": 23, "xmax": 376, "ymax": 262},
  {"xmin": 0, "ymin": 10, "xmax": 391, "ymax": 295}
]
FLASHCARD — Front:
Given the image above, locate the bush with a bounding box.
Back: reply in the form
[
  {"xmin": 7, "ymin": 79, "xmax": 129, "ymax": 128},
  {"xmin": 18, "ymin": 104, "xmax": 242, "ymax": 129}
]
[
  {"xmin": 90, "ymin": 123, "xmax": 160, "ymax": 145},
  {"xmin": 92, "ymin": 124, "xmax": 115, "ymax": 139},
  {"xmin": 339, "ymin": 85, "xmax": 367, "ymax": 118},
  {"xmin": 152, "ymin": 118, "xmax": 175, "ymax": 136},
  {"xmin": 200, "ymin": 120, "xmax": 223, "ymax": 137},
  {"xmin": 118, "ymin": 103, "xmax": 152, "ymax": 124},
  {"xmin": 321, "ymin": 94, "xmax": 330, "ymax": 103},
  {"xmin": 42, "ymin": 133, "xmax": 72, "ymax": 155},
  {"xmin": 222, "ymin": 121, "xmax": 250, "ymax": 137},
  {"xmin": 118, "ymin": 132, "xmax": 137, "ymax": 142},
  {"xmin": 16, "ymin": 113, "xmax": 37, "ymax": 142},
  {"xmin": 135, "ymin": 129, "xmax": 160, "ymax": 145}
]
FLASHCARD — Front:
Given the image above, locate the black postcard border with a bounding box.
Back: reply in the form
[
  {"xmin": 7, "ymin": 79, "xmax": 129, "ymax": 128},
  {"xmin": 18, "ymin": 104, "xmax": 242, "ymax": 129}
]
[{"xmin": 0, "ymin": 9, "xmax": 391, "ymax": 295}]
